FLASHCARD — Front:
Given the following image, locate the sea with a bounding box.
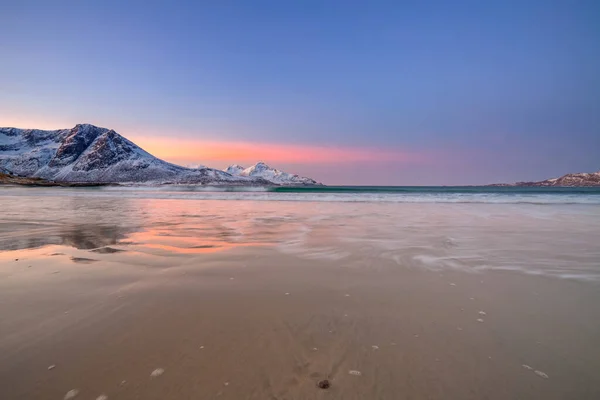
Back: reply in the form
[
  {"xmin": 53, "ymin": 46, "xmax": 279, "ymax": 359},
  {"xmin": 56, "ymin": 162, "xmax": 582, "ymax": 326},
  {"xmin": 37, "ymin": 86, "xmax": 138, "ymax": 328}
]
[{"xmin": 1, "ymin": 185, "xmax": 599, "ymax": 281}]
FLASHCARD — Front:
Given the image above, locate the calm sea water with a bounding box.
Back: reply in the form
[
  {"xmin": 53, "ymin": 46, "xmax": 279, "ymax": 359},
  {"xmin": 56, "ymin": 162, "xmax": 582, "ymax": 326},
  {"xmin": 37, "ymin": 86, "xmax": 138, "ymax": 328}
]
[{"xmin": 1, "ymin": 185, "xmax": 600, "ymax": 283}]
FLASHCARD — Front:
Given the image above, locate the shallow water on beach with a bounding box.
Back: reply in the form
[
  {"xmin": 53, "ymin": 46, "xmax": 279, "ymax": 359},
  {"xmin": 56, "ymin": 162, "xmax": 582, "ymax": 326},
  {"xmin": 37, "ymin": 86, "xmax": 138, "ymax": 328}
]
[
  {"xmin": 1, "ymin": 187, "xmax": 600, "ymax": 399},
  {"xmin": 1, "ymin": 186, "xmax": 600, "ymax": 281}
]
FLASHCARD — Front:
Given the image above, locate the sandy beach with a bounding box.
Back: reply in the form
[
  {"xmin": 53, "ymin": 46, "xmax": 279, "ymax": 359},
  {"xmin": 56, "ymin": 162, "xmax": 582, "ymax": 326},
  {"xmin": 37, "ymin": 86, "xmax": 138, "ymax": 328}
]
[{"xmin": 1, "ymin": 188, "xmax": 600, "ymax": 399}]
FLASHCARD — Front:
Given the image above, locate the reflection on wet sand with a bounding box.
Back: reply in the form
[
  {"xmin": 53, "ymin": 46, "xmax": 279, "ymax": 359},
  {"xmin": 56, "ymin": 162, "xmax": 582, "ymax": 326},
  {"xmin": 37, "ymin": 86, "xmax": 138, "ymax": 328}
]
[{"xmin": 0, "ymin": 223, "xmax": 132, "ymax": 252}]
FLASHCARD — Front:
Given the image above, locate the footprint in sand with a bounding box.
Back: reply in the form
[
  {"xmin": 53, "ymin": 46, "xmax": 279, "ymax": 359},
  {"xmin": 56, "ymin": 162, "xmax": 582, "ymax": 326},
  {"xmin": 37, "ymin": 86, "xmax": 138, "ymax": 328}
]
[
  {"xmin": 70, "ymin": 257, "xmax": 98, "ymax": 264},
  {"xmin": 91, "ymin": 247, "xmax": 124, "ymax": 254}
]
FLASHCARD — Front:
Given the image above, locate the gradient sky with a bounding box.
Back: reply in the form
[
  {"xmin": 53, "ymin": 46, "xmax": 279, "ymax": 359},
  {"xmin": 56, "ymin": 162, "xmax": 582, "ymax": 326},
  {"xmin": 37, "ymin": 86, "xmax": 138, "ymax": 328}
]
[{"xmin": 1, "ymin": 0, "xmax": 599, "ymax": 185}]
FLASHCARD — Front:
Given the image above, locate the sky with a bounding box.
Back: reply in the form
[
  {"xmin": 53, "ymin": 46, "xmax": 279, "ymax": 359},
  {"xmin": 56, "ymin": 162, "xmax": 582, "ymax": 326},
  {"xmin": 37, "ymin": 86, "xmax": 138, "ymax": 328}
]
[{"xmin": 1, "ymin": 0, "xmax": 599, "ymax": 185}]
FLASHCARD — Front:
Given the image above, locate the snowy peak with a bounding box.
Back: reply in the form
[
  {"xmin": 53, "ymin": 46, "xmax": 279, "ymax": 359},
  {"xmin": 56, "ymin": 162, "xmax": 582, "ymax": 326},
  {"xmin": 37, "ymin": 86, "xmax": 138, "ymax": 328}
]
[
  {"xmin": 226, "ymin": 162, "xmax": 320, "ymax": 185},
  {"xmin": 49, "ymin": 124, "xmax": 110, "ymax": 168},
  {"xmin": 224, "ymin": 164, "xmax": 245, "ymax": 175}
]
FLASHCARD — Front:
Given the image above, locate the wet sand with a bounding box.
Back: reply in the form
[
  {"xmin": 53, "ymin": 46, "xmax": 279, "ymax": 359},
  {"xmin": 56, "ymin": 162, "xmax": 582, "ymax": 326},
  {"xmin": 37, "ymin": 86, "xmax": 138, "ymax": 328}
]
[
  {"xmin": 2, "ymin": 247, "xmax": 600, "ymax": 399},
  {"xmin": 1, "ymin": 191, "xmax": 600, "ymax": 399}
]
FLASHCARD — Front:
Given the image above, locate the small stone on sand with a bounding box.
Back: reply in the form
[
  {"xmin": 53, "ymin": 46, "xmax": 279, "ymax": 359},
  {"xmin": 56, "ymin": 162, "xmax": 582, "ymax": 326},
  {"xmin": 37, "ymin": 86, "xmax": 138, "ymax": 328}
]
[
  {"xmin": 469, "ymin": 297, "xmax": 475, "ymax": 300},
  {"xmin": 345, "ymin": 294, "xmax": 350, "ymax": 297},
  {"xmin": 224, "ymin": 382, "xmax": 230, "ymax": 386},
  {"xmin": 150, "ymin": 368, "xmax": 164, "ymax": 377},
  {"xmin": 449, "ymin": 283, "xmax": 456, "ymax": 286},
  {"xmin": 457, "ymin": 327, "xmax": 463, "ymax": 331},
  {"xmin": 200, "ymin": 346, "xmax": 204, "ymax": 349},
  {"xmin": 479, "ymin": 311, "xmax": 487, "ymax": 315},
  {"xmin": 371, "ymin": 345, "xmax": 379, "ymax": 350},
  {"xmin": 120, "ymin": 380, "xmax": 127, "ymax": 386},
  {"xmin": 96, "ymin": 395, "xmax": 108, "ymax": 400},
  {"xmin": 229, "ymin": 277, "xmax": 234, "ymax": 280},
  {"xmin": 64, "ymin": 389, "xmax": 79, "ymax": 399},
  {"xmin": 348, "ymin": 370, "xmax": 362, "ymax": 376},
  {"xmin": 285, "ymin": 292, "xmax": 290, "ymax": 295},
  {"xmin": 522, "ymin": 364, "xmax": 533, "ymax": 370},
  {"xmin": 477, "ymin": 318, "xmax": 484, "ymax": 322},
  {"xmin": 48, "ymin": 364, "xmax": 56, "ymax": 370},
  {"xmin": 312, "ymin": 347, "xmax": 318, "ymax": 351},
  {"xmin": 317, "ymin": 379, "xmax": 331, "ymax": 389},
  {"xmin": 534, "ymin": 370, "xmax": 549, "ymax": 379}
]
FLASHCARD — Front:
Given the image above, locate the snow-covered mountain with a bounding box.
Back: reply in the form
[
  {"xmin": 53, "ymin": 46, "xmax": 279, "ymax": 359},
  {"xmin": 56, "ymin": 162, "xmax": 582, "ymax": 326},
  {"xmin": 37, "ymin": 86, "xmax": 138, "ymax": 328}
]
[
  {"xmin": 512, "ymin": 171, "xmax": 600, "ymax": 187},
  {"xmin": 224, "ymin": 162, "xmax": 320, "ymax": 185},
  {"xmin": 0, "ymin": 124, "xmax": 320, "ymax": 185}
]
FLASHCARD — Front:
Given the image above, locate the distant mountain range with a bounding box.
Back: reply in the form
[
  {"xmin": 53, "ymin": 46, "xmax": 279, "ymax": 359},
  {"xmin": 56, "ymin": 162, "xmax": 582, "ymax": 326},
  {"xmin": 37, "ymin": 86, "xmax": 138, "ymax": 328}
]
[
  {"xmin": 224, "ymin": 162, "xmax": 318, "ymax": 185},
  {"xmin": 492, "ymin": 171, "xmax": 600, "ymax": 187},
  {"xmin": 0, "ymin": 124, "xmax": 320, "ymax": 185}
]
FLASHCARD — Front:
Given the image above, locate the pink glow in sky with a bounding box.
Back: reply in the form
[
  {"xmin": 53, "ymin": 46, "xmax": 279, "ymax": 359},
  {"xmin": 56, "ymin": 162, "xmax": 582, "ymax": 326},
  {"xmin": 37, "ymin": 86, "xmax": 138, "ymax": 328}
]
[{"xmin": 129, "ymin": 136, "xmax": 433, "ymax": 166}]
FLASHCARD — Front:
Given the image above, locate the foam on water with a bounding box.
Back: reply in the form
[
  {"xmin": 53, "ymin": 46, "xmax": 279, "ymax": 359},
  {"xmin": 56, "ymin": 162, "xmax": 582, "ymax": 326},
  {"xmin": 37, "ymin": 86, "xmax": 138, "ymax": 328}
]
[{"xmin": 2, "ymin": 185, "xmax": 600, "ymax": 204}]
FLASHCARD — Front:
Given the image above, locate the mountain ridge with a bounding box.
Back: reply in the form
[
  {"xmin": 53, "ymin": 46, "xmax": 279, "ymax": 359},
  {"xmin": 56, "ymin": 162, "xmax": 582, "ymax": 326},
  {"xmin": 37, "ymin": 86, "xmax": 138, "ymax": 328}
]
[
  {"xmin": 0, "ymin": 124, "xmax": 321, "ymax": 186},
  {"xmin": 489, "ymin": 171, "xmax": 600, "ymax": 187}
]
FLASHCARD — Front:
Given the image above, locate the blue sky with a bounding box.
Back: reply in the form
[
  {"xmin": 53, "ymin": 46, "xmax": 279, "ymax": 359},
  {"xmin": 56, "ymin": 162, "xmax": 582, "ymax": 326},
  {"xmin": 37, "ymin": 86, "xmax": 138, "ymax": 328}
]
[{"xmin": 1, "ymin": 0, "xmax": 599, "ymax": 184}]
